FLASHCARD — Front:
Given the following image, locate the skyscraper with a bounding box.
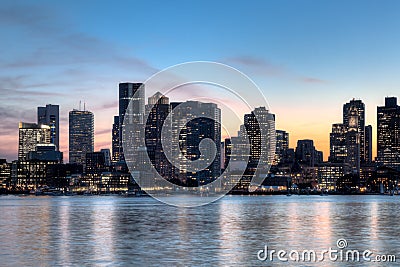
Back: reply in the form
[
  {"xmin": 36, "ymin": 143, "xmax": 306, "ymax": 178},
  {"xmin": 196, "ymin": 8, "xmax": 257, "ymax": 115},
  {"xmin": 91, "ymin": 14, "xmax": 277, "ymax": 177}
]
[
  {"xmin": 343, "ymin": 99, "xmax": 366, "ymax": 163},
  {"xmin": 69, "ymin": 109, "xmax": 94, "ymax": 166},
  {"xmin": 377, "ymin": 97, "xmax": 400, "ymax": 169},
  {"xmin": 119, "ymin": 82, "xmax": 145, "ymax": 162},
  {"xmin": 145, "ymin": 92, "xmax": 172, "ymax": 180},
  {"xmin": 37, "ymin": 104, "xmax": 59, "ymax": 150},
  {"xmin": 18, "ymin": 122, "xmax": 51, "ymax": 161},
  {"xmin": 345, "ymin": 106, "xmax": 361, "ymax": 174},
  {"xmin": 295, "ymin": 139, "xmax": 321, "ymax": 166},
  {"xmin": 112, "ymin": 116, "xmax": 120, "ymax": 163},
  {"xmin": 171, "ymin": 101, "xmax": 221, "ymax": 186},
  {"xmin": 329, "ymin": 123, "xmax": 347, "ymax": 163},
  {"xmin": 275, "ymin": 130, "xmax": 289, "ymax": 165},
  {"xmin": 365, "ymin": 125, "xmax": 373, "ymax": 163}
]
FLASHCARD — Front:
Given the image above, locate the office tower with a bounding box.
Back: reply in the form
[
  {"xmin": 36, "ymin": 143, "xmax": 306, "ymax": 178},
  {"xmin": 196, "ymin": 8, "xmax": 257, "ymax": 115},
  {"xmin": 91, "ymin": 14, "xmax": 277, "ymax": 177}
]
[
  {"xmin": 112, "ymin": 116, "xmax": 120, "ymax": 163},
  {"xmin": 16, "ymin": 144, "xmax": 62, "ymax": 189},
  {"xmin": 275, "ymin": 130, "xmax": 289, "ymax": 165},
  {"xmin": 244, "ymin": 107, "xmax": 276, "ymax": 167},
  {"xmin": 240, "ymin": 107, "xmax": 275, "ymax": 190},
  {"xmin": 18, "ymin": 122, "xmax": 51, "ymax": 161},
  {"xmin": 345, "ymin": 106, "xmax": 361, "ymax": 174},
  {"xmin": 295, "ymin": 139, "xmax": 320, "ymax": 166},
  {"xmin": 343, "ymin": 99, "xmax": 366, "ymax": 163},
  {"xmin": 118, "ymin": 82, "xmax": 145, "ymax": 162},
  {"xmin": 365, "ymin": 125, "xmax": 373, "ymax": 163},
  {"xmin": 37, "ymin": 104, "xmax": 59, "ymax": 150},
  {"xmin": 171, "ymin": 101, "xmax": 221, "ymax": 186},
  {"xmin": 69, "ymin": 109, "xmax": 94, "ymax": 166},
  {"xmin": 329, "ymin": 123, "xmax": 347, "ymax": 163},
  {"xmin": 145, "ymin": 92, "xmax": 172, "ymax": 179},
  {"xmin": 377, "ymin": 97, "xmax": 400, "ymax": 169}
]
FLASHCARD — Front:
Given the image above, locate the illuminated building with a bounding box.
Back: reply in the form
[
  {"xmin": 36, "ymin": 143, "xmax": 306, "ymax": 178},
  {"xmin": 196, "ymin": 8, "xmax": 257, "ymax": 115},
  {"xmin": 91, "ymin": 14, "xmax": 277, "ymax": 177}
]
[
  {"xmin": 69, "ymin": 109, "xmax": 94, "ymax": 166},
  {"xmin": 18, "ymin": 122, "xmax": 51, "ymax": 161},
  {"xmin": 377, "ymin": 97, "xmax": 400, "ymax": 170},
  {"xmin": 38, "ymin": 104, "xmax": 59, "ymax": 150}
]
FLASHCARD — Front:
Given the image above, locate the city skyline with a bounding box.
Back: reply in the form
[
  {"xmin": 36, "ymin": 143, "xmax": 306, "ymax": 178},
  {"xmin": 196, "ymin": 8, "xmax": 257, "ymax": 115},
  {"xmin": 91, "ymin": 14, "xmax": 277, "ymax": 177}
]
[
  {"xmin": 0, "ymin": 93, "xmax": 397, "ymax": 163},
  {"xmin": 2, "ymin": 1, "xmax": 400, "ymax": 161}
]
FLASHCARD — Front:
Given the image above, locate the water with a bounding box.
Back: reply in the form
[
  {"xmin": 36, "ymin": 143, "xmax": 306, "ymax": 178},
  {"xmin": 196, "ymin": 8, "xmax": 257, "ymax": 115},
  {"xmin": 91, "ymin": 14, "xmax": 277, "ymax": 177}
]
[{"xmin": 0, "ymin": 195, "xmax": 399, "ymax": 266}]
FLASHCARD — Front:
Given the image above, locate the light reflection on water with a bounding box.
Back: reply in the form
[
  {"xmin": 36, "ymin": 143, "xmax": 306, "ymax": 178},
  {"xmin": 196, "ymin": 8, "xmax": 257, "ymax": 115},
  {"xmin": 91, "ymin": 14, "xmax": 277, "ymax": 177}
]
[{"xmin": 0, "ymin": 195, "xmax": 399, "ymax": 266}]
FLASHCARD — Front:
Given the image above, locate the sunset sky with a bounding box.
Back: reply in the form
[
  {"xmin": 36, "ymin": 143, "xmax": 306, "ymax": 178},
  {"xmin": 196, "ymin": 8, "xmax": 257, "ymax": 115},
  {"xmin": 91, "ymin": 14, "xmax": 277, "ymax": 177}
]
[{"xmin": 1, "ymin": 0, "xmax": 400, "ymax": 162}]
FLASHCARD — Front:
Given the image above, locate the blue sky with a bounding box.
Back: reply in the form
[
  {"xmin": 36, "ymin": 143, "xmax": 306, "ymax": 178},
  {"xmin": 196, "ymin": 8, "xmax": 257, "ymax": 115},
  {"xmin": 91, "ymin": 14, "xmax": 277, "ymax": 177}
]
[{"xmin": 1, "ymin": 0, "xmax": 400, "ymax": 161}]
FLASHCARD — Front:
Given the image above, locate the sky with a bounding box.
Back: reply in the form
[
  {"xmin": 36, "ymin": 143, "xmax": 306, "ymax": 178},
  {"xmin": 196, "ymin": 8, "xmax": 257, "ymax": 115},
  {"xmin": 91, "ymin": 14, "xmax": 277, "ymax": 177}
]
[{"xmin": 1, "ymin": 0, "xmax": 400, "ymax": 162}]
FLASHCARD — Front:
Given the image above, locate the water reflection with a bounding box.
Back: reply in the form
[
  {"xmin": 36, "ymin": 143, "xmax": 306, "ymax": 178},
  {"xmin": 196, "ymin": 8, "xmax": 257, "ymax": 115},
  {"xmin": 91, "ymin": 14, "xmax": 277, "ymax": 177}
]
[{"xmin": 0, "ymin": 195, "xmax": 399, "ymax": 266}]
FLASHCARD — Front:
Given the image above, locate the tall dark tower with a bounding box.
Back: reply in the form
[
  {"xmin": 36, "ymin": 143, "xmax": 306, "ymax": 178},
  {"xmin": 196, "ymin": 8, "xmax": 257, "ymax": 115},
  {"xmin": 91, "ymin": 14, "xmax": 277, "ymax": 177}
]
[
  {"xmin": 112, "ymin": 116, "xmax": 120, "ymax": 163},
  {"xmin": 69, "ymin": 109, "xmax": 94, "ymax": 166},
  {"xmin": 118, "ymin": 83, "xmax": 145, "ymax": 162},
  {"xmin": 145, "ymin": 92, "xmax": 172, "ymax": 179},
  {"xmin": 343, "ymin": 99, "xmax": 365, "ymax": 163},
  {"xmin": 38, "ymin": 104, "xmax": 59, "ymax": 150},
  {"xmin": 365, "ymin": 125, "xmax": 373, "ymax": 163},
  {"xmin": 377, "ymin": 97, "xmax": 400, "ymax": 169},
  {"xmin": 345, "ymin": 106, "xmax": 361, "ymax": 174}
]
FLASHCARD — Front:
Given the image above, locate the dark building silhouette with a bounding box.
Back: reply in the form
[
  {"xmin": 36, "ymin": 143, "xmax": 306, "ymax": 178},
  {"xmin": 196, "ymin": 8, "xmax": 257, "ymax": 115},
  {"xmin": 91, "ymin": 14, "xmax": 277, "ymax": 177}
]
[
  {"xmin": 295, "ymin": 139, "xmax": 322, "ymax": 166},
  {"xmin": 365, "ymin": 125, "xmax": 373, "ymax": 163},
  {"xmin": 112, "ymin": 116, "xmax": 120, "ymax": 163},
  {"xmin": 85, "ymin": 152, "xmax": 107, "ymax": 175},
  {"xmin": 69, "ymin": 109, "xmax": 94, "ymax": 166},
  {"xmin": 38, "ymin": 104, "xmax": 60, "ymax": 150}
]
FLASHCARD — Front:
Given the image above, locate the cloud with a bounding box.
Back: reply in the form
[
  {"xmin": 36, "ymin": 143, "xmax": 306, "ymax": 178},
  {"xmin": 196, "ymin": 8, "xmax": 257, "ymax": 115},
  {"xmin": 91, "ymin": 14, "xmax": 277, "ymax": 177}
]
[
  {"xmin": 223, "ymin": 56, "xmax": 284, "ymax": 76},
  {"xmin": 300, "ymin": 77, "xmax": 328, "ymax": 84}
]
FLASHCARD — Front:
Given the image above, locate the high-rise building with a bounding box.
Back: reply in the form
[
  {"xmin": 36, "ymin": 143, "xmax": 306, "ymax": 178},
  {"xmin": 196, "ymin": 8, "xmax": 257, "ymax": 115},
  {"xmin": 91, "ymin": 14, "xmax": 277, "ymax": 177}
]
[
  {"xmin": 118, "ymin": 82, "xmax": 145, "ymax": 162},
  {"xmin": 295, "ymin": 139, "xmax": 322, "ymax": 166},
  {"xmin": 37, "ymin": 104, "xmax": 59, "ymax": 150},
  {"xmin": 145, "ymin": 92, "xmax": 172, "ymax": 180},
  {"xmin": 171, "ymin": 101, "xmax": 221, "ymax": 186},
  {"xmin": 69, "ymin": 109, "xmax": 94, "ymax": 166},
  {"xmin": 345, "ymin": 105, "xmax": 361, "ymax": 174},
  {"xmin": 343, "ymin": 99, "xmax": 366, "ymax": 163},
  {"xmin": 365, "ymin": 125, "xmax": 373, "ymax": 163},
  {"xmin": 329, "ymin": 123, "xmax": 347, "ymax": 163},
  {"xmin": 275, "ymin": 130, "xmax": 289, "ymax": 165},
  {"xmin": 112, "ymin": 116, "xmax": 120, "ymax": 163},
  {"xmin": 377, "ymin": 97, "xmax": 400, "ymax": 169},
  {"xmin": 240, "ymin": 107, "xmax": 275, "ymax": 189},
  {"xmin": 18, "ymin": 122, "xmax": 51, "ymax": 161}
]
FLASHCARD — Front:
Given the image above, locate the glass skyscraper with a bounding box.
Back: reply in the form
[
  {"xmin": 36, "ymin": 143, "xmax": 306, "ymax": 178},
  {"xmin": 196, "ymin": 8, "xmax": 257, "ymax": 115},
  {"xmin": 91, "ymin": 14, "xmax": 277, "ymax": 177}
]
[{"xmin": 69, "ymin": 109, "xmax": 94, "ymax": 166}]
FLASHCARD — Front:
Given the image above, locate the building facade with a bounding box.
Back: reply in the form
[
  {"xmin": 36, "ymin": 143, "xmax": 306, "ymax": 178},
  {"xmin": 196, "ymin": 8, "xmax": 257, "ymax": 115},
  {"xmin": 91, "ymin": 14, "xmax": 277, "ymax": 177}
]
[{"xmin": 69, "ymin": 109, "xmax": 94, "ymax": 166}]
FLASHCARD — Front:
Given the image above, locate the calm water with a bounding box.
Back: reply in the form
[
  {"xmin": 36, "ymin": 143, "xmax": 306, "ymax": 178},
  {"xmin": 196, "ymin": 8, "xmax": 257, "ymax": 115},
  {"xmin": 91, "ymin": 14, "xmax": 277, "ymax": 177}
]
[{"xmin": 0, "ymin": 195, "xmax": 399, "ymax": 266}]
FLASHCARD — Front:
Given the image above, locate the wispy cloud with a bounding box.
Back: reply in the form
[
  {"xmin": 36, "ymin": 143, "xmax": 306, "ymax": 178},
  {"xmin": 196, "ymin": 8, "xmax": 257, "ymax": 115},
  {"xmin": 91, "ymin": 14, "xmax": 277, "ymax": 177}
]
[
  {"xmin": 223, "ymin": 56, "xmax": 284, "ymax": 77},
  {"xmin": 300, "ymin": 77, "xmax": 328, "ymax": 84}
]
